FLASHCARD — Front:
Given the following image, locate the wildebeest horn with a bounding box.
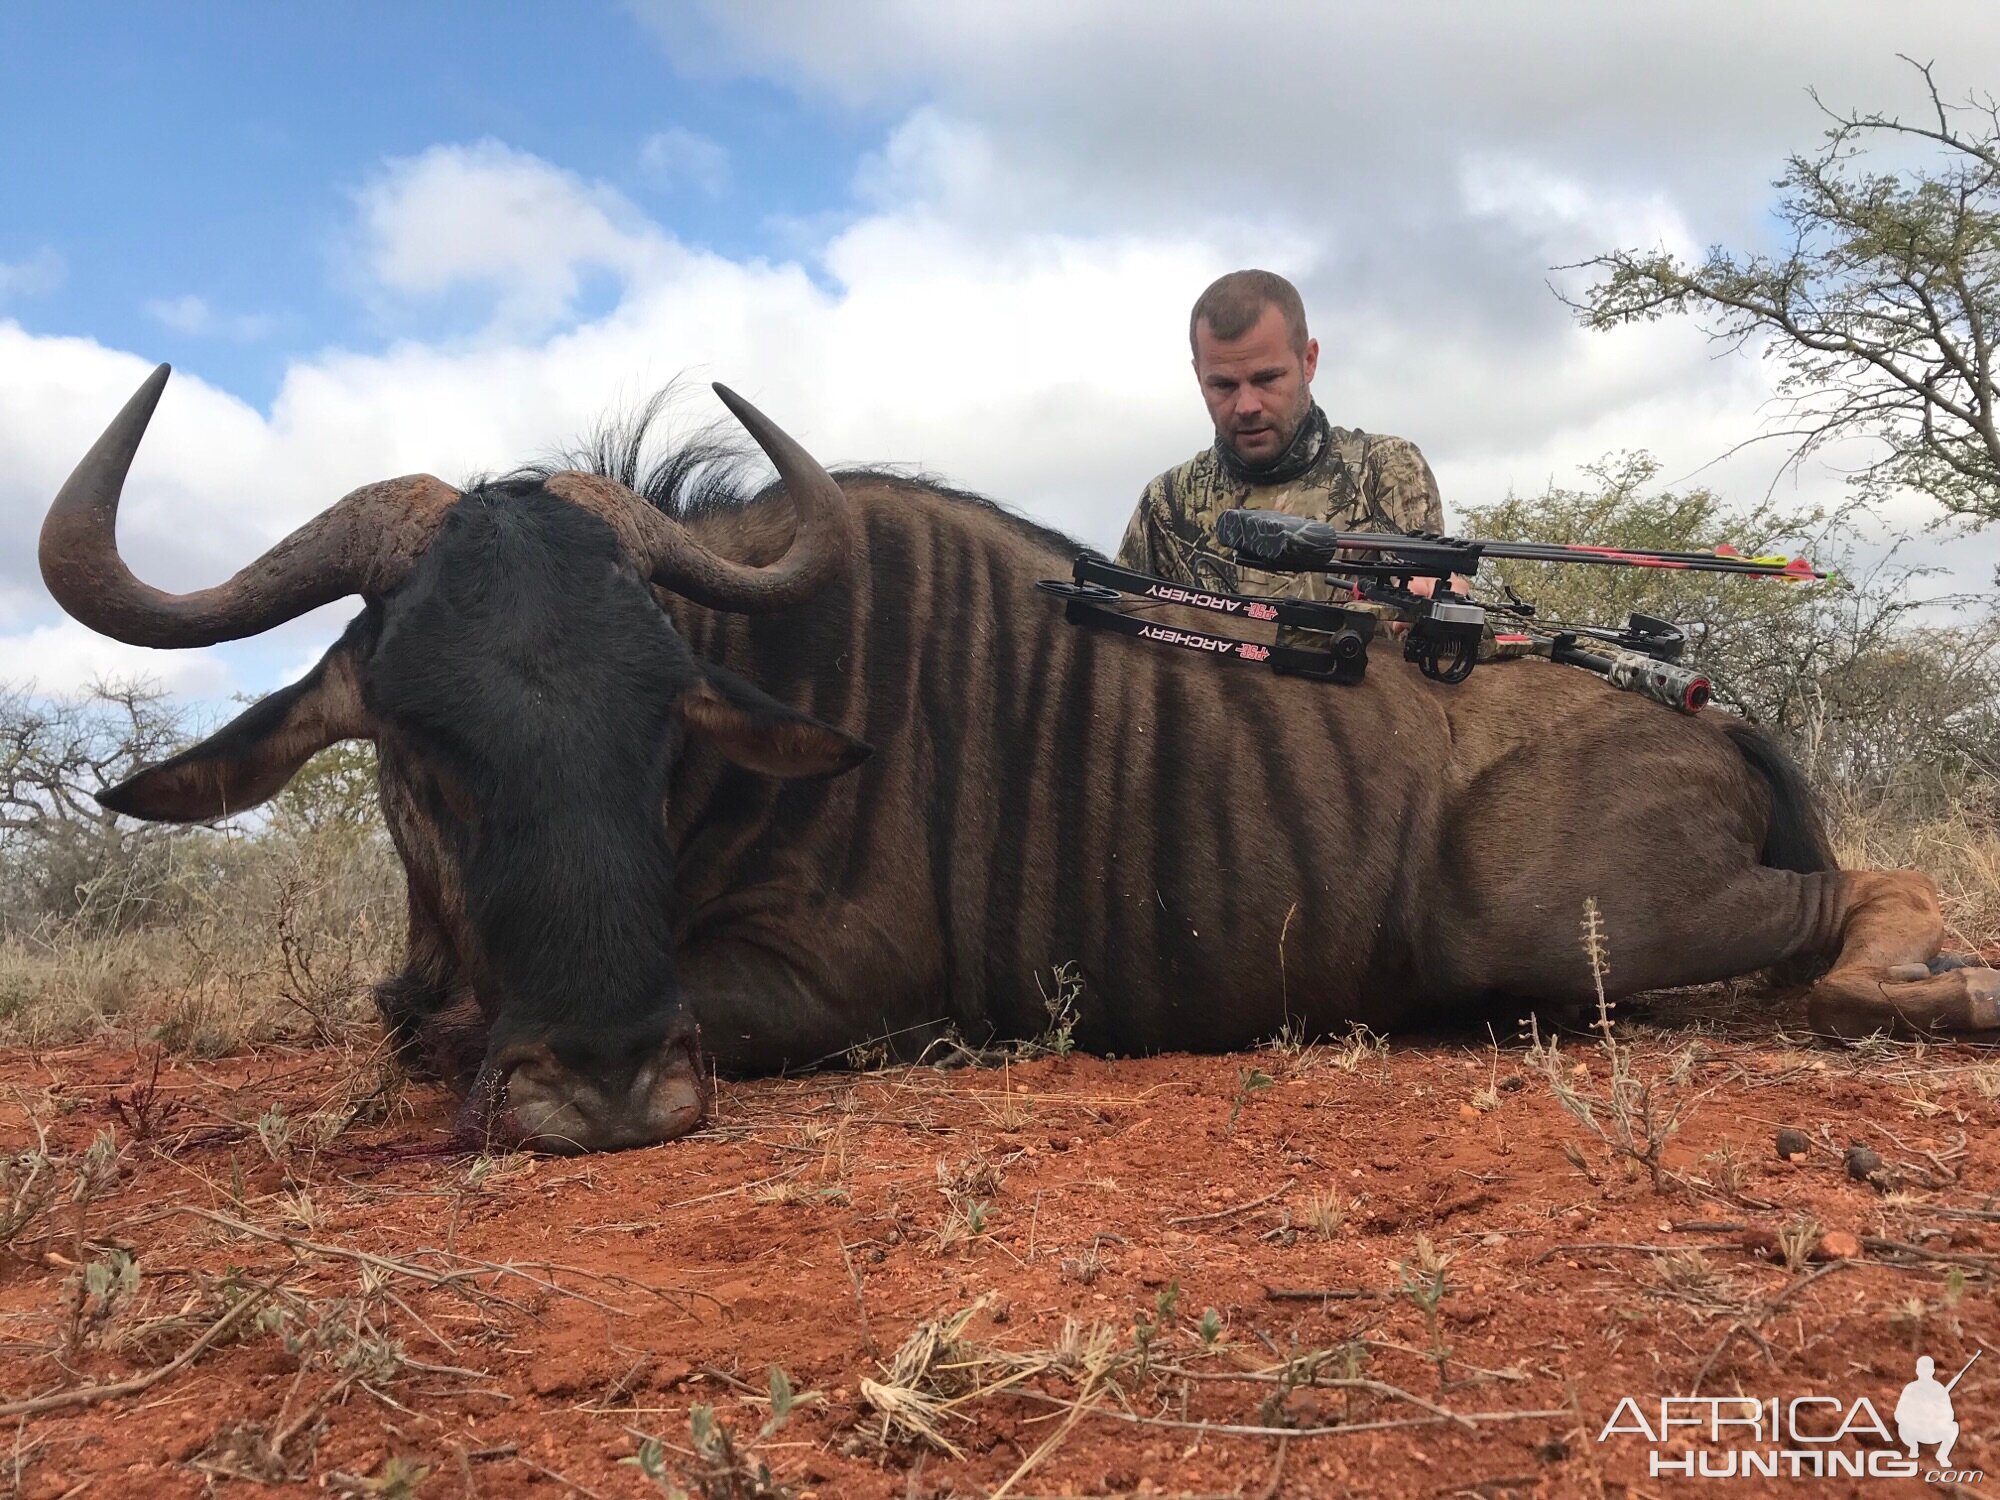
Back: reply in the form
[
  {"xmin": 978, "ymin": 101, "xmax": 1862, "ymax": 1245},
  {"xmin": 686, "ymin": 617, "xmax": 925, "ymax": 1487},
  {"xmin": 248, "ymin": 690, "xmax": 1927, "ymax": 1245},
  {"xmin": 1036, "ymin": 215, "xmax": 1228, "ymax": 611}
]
[
  {"xmin": 39, "ymin": 364, "xmax": 459, "ymax": 648},
  {"xmin": 624, "ymin": 383, "xmax": 854, "ymax": 613}
]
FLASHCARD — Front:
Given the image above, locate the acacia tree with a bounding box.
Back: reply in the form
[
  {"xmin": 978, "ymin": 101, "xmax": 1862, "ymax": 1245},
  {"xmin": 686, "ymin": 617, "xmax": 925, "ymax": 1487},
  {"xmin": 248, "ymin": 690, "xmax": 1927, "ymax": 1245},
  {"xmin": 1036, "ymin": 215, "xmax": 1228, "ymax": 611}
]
[
  {"xmin": 1462, "ymin": 455, "xmax": 2000, "ymax": 798},
  {"xmin": 1572, "ymin": 60, "xmax": 2000, "ymax": 524},
  {"xmin": 0, "ymin": 681, "xmax": 192, "ymax": 931}
]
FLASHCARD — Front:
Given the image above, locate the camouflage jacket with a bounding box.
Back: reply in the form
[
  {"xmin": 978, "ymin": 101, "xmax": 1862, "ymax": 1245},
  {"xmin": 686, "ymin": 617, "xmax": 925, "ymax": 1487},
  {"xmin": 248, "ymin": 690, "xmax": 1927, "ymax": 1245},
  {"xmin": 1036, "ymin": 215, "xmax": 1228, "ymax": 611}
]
[{"xmin": 1116, "ymin": 418, "xmax": 1445, "ymax": 602}]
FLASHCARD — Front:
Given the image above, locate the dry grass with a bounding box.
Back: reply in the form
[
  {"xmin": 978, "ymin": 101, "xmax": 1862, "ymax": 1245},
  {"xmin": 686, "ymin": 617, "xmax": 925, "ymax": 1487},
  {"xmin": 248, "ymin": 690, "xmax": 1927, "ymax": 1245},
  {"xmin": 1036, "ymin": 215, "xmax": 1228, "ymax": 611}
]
[
  {"xmin": 1829, "ymin": 792, "xmax": 2000, "ymax": 952},
  {"xmin": 0, "ymin": 822, "xmax": 399, "ymax": 1054}
]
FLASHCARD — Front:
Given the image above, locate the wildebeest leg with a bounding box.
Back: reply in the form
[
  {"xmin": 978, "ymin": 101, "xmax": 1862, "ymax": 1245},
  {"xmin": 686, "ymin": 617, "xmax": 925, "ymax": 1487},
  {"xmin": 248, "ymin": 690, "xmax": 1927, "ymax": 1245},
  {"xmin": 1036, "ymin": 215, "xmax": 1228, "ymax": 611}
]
[
  {"xmin": 1804, "ymin": 869, "xmax": 2000, "ymax": 1037},
  {"xmin": 676, "ymin": 936, "xmax": 933, "ymax": 1074},
  {"xmin": 374, "ymin": 893, "xmax": 483, "ymax": 1082}
]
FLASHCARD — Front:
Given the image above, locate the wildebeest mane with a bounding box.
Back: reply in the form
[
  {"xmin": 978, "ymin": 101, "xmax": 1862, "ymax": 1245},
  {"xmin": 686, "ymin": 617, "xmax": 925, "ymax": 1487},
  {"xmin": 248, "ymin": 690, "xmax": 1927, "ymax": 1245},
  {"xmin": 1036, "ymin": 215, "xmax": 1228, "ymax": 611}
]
[
  {"xmin": 500, "ymin": 383, "xmax": 760, "ymax": 522},
  {"xmin": 500, "ymin": 386, "xmax": 1101, "ymax": 564}
]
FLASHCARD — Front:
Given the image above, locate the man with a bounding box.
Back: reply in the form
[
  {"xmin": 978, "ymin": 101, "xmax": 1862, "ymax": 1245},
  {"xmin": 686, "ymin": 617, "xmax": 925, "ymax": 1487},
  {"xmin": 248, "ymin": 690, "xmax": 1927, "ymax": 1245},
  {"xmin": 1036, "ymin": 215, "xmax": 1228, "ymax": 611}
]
[{"xmin": 1118, "ymin": 269, "xmax": 1446, "ymax": 604}]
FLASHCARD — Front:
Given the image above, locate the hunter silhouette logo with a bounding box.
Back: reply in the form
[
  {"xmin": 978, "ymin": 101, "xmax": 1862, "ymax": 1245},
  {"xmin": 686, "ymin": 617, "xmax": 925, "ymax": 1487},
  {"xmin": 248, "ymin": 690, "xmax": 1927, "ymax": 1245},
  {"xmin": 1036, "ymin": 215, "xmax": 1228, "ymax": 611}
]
[{"xmin": 1898, "ymin": 1353, "xmax": 1977, "ymax": 1468}]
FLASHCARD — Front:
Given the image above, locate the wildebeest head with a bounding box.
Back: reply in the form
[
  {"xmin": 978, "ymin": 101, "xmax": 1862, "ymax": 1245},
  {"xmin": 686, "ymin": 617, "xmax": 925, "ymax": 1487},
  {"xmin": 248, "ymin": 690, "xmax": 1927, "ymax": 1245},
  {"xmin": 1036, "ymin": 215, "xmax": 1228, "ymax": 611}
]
[{"xmin": 39, "ymin": 367, "xmax": 869, "ymax": 1153}]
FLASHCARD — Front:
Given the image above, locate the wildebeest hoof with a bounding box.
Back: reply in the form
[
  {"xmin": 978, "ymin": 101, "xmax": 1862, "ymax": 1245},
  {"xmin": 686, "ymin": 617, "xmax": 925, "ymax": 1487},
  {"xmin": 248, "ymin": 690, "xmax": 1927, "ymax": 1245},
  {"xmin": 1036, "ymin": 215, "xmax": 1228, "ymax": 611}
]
[
  {"xmin": 1886, "ymin": 962, "xmax": 1930, "ymax": 982},
  {"xmin": 1927, "ymin": 951, "xmax": 1979, "ymax": 974},
  {"xmin": 1967, "ymin": 968, "xmax": 2000, "ymax": 1028}
]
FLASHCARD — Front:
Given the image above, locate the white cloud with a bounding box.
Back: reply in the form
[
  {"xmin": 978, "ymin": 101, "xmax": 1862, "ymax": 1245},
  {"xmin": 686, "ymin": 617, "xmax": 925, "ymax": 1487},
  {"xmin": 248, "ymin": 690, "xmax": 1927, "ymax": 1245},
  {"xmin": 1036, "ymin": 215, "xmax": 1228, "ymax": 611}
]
[
  {"xmin": 0, "ymin": 247, "xmax": 65, "ymax": 300},
  {"xmin": 6, "ymin": 9, "xmax": 2000, "ymax": 702},
  {"xmin": 638, "ymin": 126, "xmax": 730, "ymax": 196},
  {"xmin": 351, "ymin": 139, "xmax": 671, "ymax": 337},
  {"xmin": 144, "ymin": 294, "xmax": 275, "ymax": 342},
  {"xmin": 0, "ymin": 620, "xmax": 233, "ymax": 701}
]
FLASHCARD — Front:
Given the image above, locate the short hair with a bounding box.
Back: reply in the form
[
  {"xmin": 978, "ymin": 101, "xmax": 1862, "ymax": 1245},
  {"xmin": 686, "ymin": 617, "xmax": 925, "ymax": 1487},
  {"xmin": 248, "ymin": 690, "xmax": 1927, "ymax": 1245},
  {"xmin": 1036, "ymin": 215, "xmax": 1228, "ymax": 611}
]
[{"xmin": 1189, "ymin": 270, "xmax": 1309, "ymax": 356}]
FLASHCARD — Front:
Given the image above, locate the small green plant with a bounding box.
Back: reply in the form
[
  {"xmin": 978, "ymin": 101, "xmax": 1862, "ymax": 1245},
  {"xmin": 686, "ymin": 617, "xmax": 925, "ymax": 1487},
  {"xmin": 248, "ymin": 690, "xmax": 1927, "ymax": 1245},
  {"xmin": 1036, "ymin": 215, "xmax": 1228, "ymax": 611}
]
[
  {"xmin": 930, "ymin": 1156, "xmax": 998, "ymax": 1252},
  {"xmin": 1526, "ymin": 899, "xmax": 1707, "ymax": 1193},
  {"xmin": 1396, "ymin": 1234, "xmax": 1453, "ymax": 1388},
  {"xmin": 1227, "ymin": 1066, "xmax": 1275, "ymax": 1132},
  {"xmin": 63, "ymin": 1247, "xmax": 139, "ymax": 1355},
  {"xmin": 1034, "ymin": 961, "xmax": 1082, "ymax": 1057},
  {"xmin": 1131, "ymin": 1281, "xmax": 1180, "ymax": 1376},
  {"xmin": 1330, "ymin": 1021, "xmax": 1390, "ymax": 1076},
  {"xmin": 254, "ymin": 1105, "xmax": 295, "ymax": 1165},
  {"xmin": 1198, "ymin": 1307, "xmax": 1224, "ymax": 1347},
  {"xmin": 627, "ymin": 1401, "xmax": 794, "ymax": 1499}
]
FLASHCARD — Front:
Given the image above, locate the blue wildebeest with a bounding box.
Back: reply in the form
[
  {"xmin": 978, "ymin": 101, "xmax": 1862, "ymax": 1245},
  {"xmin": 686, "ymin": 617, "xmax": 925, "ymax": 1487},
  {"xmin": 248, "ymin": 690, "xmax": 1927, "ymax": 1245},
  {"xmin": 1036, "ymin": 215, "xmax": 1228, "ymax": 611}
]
[{"xmin": 38, "ymin": 367, "xmax": 1997, "ymax": 1151}]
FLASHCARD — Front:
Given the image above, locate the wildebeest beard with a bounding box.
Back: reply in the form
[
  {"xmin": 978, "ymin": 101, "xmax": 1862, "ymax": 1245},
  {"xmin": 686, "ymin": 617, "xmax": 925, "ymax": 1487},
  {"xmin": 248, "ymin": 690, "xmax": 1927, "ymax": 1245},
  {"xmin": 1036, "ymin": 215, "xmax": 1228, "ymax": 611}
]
[{"xmin": 364, "ymin": 483, "xmax": 703, "ymax": 1139}]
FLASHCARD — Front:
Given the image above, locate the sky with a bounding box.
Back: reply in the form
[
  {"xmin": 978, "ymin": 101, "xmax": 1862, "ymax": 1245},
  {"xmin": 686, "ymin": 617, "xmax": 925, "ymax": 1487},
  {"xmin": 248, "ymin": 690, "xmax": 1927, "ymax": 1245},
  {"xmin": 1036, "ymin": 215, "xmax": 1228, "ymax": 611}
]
[{"xmin": 3, "ymin": 1, "xmax": 1998, "ymax": 705}]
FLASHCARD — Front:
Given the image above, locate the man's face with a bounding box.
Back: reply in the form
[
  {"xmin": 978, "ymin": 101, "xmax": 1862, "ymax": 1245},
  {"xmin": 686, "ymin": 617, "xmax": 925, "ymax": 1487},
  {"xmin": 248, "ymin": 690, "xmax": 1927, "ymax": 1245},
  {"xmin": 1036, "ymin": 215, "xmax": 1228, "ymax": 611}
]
[{"xmin": 1193, "ymin": 303, "xmax": 1319, "ymax": 465}]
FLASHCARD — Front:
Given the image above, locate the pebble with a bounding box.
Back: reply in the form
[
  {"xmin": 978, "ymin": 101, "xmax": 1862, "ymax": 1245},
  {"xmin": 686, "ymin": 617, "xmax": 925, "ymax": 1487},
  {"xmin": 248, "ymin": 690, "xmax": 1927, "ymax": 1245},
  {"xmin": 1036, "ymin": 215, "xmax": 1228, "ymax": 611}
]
[
  {"xmin": 1774, "ymin": 1127, "xmax": 1812, "ymax": 1161},
  {"xmin": 1813, "ymin": 1229, "xmax": 1862, "ymax": 1261},
  {"xmin": 1843, "ymin": 1144, "xmax": 1885, "ymax": 1183}
]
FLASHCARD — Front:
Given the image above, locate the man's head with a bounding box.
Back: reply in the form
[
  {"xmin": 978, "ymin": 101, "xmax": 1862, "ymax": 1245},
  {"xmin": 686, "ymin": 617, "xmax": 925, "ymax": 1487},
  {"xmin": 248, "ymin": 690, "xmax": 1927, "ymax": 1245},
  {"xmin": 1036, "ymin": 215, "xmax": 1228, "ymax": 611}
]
[
  {"xmin": 1917, "ymin": 1356, "xmax": 1936, "ymax": 1379},
  {"xmin": 1189, "ymin": 269, "xmax": 1319, "ymax": 467}
]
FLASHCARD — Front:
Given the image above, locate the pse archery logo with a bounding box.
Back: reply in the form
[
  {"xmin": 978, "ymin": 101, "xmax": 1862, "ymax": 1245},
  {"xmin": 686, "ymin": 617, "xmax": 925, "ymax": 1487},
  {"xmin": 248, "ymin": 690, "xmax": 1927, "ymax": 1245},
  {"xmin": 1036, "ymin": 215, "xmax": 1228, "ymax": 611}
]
[
  {"xmin": 1236, "ymin": 643, "xmax": 1270, "ymax": 662},
  {"xmin": 1245, "ymin": 602, "xmax": 1279, "ymax": 621},
  {"xmin": 1596, "ymin": 1353, "xmax": 1982, "ymax": 1483},
  {"xmin": 1141, "ymin": 582, "xmax": 1243, "ymax": 613}
]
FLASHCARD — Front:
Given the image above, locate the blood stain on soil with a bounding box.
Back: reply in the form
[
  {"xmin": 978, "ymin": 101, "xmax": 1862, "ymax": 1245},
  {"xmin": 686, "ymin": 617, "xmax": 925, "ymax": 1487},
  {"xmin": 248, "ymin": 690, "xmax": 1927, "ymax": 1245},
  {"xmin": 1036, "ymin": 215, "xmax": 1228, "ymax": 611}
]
[{"xmin": 0, "ymin": 1020, "xmax": 1994, "ymax": 1498}]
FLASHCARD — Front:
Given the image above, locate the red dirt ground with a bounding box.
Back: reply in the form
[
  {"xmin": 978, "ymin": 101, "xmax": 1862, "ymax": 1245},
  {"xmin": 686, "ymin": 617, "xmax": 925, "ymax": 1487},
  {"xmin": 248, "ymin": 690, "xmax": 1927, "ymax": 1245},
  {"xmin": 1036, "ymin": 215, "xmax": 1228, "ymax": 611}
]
[{"xmin": 0, "ymin": 1016, "xmax": 1995, "ymax": 1499}]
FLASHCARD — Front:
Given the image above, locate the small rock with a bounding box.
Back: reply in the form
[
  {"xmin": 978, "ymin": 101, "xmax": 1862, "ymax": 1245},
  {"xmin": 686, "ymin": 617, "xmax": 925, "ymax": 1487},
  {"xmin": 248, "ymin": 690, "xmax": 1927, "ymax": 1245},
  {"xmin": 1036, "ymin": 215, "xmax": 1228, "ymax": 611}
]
[
  {"xmin": 1498, "ymin": 1074, "xmax": 1526, "ymax": 1093},
  {"xmin": 1458, "ymin": 1103, "xmax": 1481, "ymax": 1124},
  {"xmin": 1843, "ymin": 1145, "xmax": 1885, "ymax": 1184},
  {"xmin": 1370, "ymin": 1156, "xmax": 1398, "ymax": 1172},
  {"xmin": 866, "ymin": 1248, "xmax": 885, "ymax": 1264},
  {"xmin": 1774, "ymin": 1127, "xmax": 1812, "ymax": 1162},
  {"xmin": 1813, "ymin": 1230, "xmax": 1862, "ymax": 1261}
]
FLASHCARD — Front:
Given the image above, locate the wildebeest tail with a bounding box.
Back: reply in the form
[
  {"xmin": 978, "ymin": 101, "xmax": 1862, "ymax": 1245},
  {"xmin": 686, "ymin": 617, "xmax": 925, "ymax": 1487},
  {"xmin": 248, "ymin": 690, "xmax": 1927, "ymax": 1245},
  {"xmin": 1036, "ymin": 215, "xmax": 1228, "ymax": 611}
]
[
  {"xmin": 1724, "ymin": 721, "xmax": 1835, "ymax": 875},
  {"xmin": 1725, "ymin": 721, "xmax": 1837, "ymax": 988}
]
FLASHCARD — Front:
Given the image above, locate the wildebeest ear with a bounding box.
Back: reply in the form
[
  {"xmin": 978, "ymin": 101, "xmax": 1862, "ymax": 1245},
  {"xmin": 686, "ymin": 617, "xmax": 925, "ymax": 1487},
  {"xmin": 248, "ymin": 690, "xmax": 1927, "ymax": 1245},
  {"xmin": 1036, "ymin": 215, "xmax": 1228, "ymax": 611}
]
[
  {"xmin": 681, "ymin": 662, "xmax": 871, "ymax": 780},
  {"xmin": 98, "ymin": 640, "xmax": 374, "ymax": 823}
]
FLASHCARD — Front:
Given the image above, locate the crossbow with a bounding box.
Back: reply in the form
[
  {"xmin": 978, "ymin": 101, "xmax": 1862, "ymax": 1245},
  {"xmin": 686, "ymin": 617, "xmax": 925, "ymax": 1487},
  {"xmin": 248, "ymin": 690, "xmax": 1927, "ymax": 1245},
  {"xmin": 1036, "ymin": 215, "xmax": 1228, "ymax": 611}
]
[{"xmin": 1036, "ymin": 509, "xmax": 1829, "ymax": 715}]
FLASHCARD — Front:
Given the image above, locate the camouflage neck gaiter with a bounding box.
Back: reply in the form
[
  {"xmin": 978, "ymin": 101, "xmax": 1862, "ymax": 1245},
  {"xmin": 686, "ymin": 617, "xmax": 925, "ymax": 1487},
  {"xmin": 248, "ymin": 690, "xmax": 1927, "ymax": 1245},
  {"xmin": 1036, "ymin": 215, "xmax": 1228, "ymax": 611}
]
[{"xmin": 1214, "ymin": 401, "xmax": 1330, "ymax": 486}]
